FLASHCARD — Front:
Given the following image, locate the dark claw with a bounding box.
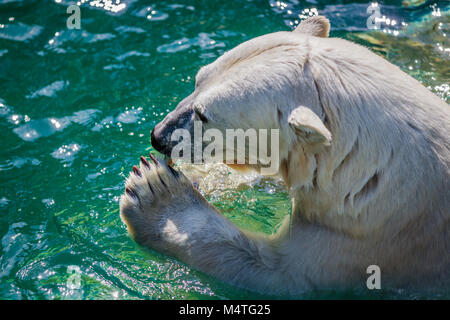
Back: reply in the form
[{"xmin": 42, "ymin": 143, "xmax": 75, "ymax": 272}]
[
  {"xmin": 192, "ymin": 182, "xmax": 199, "ymax": 190},
  {"xmin": 125, "ymin": 187, "xmax": 138, "ymax": 199},
  {"xmin": 132, "ymin": 165, "xmax": 142, "ymax": 177},
  {"xmin": 158, "ymin": 174, "xmax": 167, "ymax": 188},
  {"xmin": 167, "ymin": 165, "xmax": 179, "ymax": 177},
  {"xmin": 149, "ymin": 153, "xmax": 159, "ymax": 166},
  {"xmin": 147, "ymin": 181, "xmax": 154, "ymax": 195},
  {"xmin": 140, "ymin": 156, "xmax": 150, "ymax": 168}
]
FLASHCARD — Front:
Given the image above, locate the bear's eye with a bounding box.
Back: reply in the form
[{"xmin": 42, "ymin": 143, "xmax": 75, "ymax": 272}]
[{"xmin": 195, "ymin": 109, "xmax": 208, "ymax": 123}]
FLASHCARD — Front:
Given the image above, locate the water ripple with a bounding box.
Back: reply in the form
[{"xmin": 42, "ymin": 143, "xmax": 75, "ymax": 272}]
[
  {"xmin": 26, "ymin": 81, "xmax": 68, "ymax": 99},
  {"xmin": 13, "ymin": 109, "xmax": 100, "ymax": 142},
  {"xmin": 157, "ymin": 33, "xmax": 226, "ymax": 53},
  {"xmin": 51, "ymin": 143, "xmax": 82, "ymax": 165},
  {"xmin": 0, "ymin": 22, "xmax": 42, "ymax": 42}
]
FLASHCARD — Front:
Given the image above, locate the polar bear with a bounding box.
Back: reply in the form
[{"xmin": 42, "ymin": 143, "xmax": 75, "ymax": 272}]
[{"xmin": 120, "ymin": 16, "xmax": 450, "ymax": 295}]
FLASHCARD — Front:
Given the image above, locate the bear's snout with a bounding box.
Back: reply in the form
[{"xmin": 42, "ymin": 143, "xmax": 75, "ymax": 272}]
[
  {"xmin": 151, "ymin": 94, "xmax": 196, "ymax": 156},
  {"xmin": 151, "ymin": 127, "xmax": 168, "ymax": 155}
]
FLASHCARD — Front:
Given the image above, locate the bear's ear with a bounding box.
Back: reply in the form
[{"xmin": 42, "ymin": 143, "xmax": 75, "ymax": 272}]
[
  {"xmin": 288, "ymin": 106, "xmax": 332, "ymax": 147},
  {"xmin": 293, "ymin": 16, "xmax": 330, "ymax": 38}
]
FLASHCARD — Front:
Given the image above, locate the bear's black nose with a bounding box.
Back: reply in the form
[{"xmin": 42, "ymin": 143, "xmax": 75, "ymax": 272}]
[{"xmin": 151, "ymin": 128, "xmax": 166, "ymax": 154}]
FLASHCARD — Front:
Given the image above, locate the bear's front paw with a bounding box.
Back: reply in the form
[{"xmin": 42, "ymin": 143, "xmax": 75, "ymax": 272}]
[{"xmin": 120, "ymin": 153, "xmax": 206, "ymax": 252}]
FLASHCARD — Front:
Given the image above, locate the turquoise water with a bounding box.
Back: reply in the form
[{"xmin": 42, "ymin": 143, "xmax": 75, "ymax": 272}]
[{"xmin": 0, "ymin": 0, "xmax": 448, "ymax": 300}]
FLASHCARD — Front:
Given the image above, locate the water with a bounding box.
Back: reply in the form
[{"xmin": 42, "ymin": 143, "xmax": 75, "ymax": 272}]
[{"xmin": 0, "ymin": 0, "xmax": 448, "ymax": 300}]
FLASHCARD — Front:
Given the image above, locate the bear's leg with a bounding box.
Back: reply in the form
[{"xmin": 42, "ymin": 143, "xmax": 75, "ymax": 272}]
[{"xmin": 120, "ymin": 154, "xmax": 290, "ymax": 294}]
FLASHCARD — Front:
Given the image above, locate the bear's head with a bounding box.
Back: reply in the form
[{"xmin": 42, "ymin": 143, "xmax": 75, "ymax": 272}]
[
  {"xmin": 152, "ymin": 16, "xmax": 332, "ymax": 179},
  {"xmin": 150, "ymin": 14, "xmax": 449, "ymax": 234}
]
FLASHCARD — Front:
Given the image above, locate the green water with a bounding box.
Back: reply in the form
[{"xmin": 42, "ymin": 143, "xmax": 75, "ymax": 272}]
[{"xmin": 0, "ymin": 0, "xmax": 448, "ymax": 300}]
